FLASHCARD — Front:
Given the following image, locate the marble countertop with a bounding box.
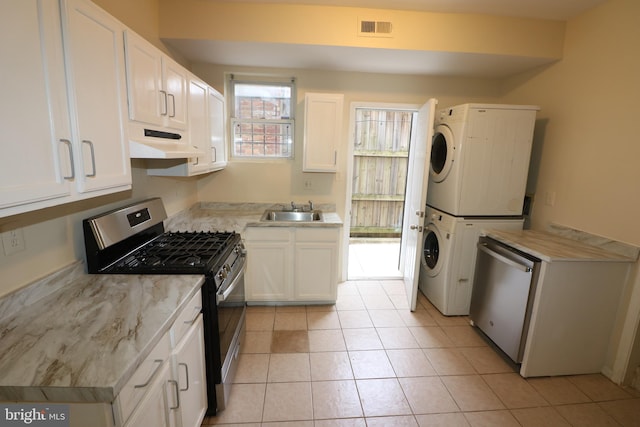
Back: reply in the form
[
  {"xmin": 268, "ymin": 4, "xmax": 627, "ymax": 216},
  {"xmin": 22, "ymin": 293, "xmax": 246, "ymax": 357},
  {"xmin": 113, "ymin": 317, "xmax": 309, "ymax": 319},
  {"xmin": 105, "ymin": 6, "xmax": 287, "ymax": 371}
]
[
  {"xmin": 0, "ymin": 262, "xmax": 204, "ymax": 403},
  {"xmin": 0, "ymin": 201, "xmax": 341, "ymax": 404},
  {"xmin": 166, "ymin": 202, "xmax": 343, "ymax": 233},
  {"xmin": 484, "ymin": 229, "xmax": 636, "ymax": 263}
]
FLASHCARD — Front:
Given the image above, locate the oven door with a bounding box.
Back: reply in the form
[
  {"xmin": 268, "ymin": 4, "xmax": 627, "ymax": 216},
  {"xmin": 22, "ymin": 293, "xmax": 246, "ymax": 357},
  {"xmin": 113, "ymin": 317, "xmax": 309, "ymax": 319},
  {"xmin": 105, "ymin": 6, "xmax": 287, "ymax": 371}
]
[{"xmin": 215, "ymin": 252, "xmax": 247, "ymax": 412}]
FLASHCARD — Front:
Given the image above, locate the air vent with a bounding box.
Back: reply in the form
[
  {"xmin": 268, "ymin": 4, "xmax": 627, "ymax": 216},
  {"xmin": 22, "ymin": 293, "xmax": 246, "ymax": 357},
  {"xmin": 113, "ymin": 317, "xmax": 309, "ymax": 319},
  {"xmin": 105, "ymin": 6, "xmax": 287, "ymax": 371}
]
[{"xmin": 358, "ymin": 19, "xmax": 393, "ymax": 37}]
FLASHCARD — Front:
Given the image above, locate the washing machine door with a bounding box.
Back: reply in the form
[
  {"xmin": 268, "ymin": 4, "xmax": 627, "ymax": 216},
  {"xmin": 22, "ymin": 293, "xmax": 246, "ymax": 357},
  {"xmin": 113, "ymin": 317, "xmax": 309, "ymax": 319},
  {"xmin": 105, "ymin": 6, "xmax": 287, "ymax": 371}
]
[
  {"xmin": 422, "ymin": 224, "xmax": 444, "ymax": 277},
  {"xmin": 430, "ymin": 124, "xmax": 455, "ymax": 183}
]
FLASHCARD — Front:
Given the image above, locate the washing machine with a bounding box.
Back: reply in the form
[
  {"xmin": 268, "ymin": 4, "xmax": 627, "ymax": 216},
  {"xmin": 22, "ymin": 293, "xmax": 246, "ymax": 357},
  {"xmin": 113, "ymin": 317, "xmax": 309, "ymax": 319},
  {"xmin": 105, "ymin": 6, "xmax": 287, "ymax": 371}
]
[
  {"xmin": 418, "ymin": 205, "xmax": 524, "ymax": 316},
  {"xmin": 426, "ymin": 103, "xmax": 539, "ymax": 216}
]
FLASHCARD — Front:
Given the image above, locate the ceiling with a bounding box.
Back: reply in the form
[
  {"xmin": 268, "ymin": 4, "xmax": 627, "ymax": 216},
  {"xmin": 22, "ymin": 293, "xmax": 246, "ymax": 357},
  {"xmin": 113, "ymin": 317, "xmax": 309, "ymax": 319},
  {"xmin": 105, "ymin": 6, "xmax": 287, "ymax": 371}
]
[
  {"xmin": 205, "ymin": 0, "xmax": 607, "ymax": 21},
  {"xmin": 164, "ymin": 0, "xmax": 608, "ymax": 78}
]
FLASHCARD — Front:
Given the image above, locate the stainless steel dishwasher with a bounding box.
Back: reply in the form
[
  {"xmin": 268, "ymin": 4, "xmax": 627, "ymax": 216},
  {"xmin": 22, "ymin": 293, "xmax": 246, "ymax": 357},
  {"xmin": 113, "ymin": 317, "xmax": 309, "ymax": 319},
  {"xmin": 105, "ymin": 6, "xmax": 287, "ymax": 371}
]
[{"xmin": 469, "ymin": 236, "xmax": 541, "ymax": 363}]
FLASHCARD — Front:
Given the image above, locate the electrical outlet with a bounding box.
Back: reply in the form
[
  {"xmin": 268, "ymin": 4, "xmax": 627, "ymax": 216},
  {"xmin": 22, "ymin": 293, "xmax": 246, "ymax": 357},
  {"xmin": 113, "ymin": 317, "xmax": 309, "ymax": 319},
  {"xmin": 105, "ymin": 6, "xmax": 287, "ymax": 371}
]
[
  {"xmin": 545, "ymin": 191, "xmax": 556, "ymax": 207},
  {"xmin": 2, "ymin": 227, "xmax": 26, "ymax": 256},
  {"xmin": 304, "ymin": 180, "xmax": 313, "ymax": 189}
]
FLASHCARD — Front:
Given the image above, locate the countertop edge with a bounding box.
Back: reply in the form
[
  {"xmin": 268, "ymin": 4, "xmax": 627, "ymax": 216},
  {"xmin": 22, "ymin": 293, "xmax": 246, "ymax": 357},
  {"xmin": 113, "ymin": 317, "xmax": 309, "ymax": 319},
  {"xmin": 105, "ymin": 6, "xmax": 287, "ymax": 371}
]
[{"xmin": 483, "ymin": 229, "xmax": 637, "ymax": 263}]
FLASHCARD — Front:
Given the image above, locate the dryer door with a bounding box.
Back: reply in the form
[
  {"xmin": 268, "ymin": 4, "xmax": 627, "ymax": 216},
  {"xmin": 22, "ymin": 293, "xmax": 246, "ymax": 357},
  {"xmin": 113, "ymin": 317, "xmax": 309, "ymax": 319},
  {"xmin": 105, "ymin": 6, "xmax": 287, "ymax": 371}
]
[
  {"xmin": 429, "ymin": 124, "xmax": 455, "ymax": 183},
  {"xmin": 422, "ymin": 224, "xmax": 444, "ymax": 277}
]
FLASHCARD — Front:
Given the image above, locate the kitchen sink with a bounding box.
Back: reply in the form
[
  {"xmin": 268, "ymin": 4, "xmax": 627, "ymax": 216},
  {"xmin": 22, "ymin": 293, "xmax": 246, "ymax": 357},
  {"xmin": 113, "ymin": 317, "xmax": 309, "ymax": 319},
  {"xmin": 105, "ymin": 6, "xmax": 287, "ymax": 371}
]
[{"xmin": 261, "ymin": 210, "xmax": 323, "ymax": 222}]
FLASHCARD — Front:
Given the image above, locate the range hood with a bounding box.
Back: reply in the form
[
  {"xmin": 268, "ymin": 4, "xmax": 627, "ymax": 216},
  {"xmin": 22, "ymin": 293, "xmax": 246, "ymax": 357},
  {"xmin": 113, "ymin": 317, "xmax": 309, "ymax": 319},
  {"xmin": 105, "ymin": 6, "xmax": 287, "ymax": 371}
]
[
  {"xmin": 128, "ymin": 122, "xmax": 204, "ymax": 159},
  {"xmin": 130, "ymin": 140, "xmax": 204, "ymax": 159}
]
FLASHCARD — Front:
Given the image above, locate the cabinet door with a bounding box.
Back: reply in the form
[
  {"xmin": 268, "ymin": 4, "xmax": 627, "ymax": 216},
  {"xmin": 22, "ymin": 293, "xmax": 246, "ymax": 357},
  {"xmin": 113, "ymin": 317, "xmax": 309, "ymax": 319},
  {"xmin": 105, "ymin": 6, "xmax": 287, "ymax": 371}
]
[
  {"xmin": 0, "ymin": 0, "xmax": 72, "ymax": 214},
  {"xmin": 163, "ymin": 57, "xmax": 189, "ymax": 130},
  {"xmin": 123, "ymin": 30, "xmax": 164, "ymax": 126},
  {"xmin": 187, "ymin": 77, "xmax": 212, "ymax": 175},
  {"xmin": 294, "ymin": 228, "xmax": 339, "ymax": 301},
  {"xmin": 124, "ymin": 362, "xmax": 174, "ymax": 427},
  {"xmin": 245, "ymin": 228, "xmax": 292, "ymax": 301},
  {"xmin": 173, "ymin": 315, "xmax": 207, "ymax": 427},
  {"xmin": 208, "ymin": 87, "xmax": 227, "ymax": 171},
  {"xmin": 61, "ymin": 0, "xmax": 131, "ymax": 194},
  {"xmin": 245, "ymin": 242, "xmax": 292, "ymax": 301},
  {"xmin": 303, "ymin": 93, "xmax": 343, "ymax": 172}
]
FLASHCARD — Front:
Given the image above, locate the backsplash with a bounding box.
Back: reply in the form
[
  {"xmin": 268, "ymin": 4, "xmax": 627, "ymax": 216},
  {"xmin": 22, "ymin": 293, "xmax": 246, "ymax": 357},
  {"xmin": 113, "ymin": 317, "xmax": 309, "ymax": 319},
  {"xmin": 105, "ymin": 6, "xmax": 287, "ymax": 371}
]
[
  {"xmin": 547, "ymin": 223, "xmax": 640, "ymax": 261},
  {"xmin": 0, "ymin": 261, "xmax": 85, "ymax": 323}
]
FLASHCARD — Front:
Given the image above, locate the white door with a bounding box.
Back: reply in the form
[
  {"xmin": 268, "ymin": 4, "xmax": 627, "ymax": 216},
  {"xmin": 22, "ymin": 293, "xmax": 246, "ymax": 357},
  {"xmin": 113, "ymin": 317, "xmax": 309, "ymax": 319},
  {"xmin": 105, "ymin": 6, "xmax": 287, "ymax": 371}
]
[{"xmin": 401, "ymin": 98, "xmax": 437, "ymax": 311}]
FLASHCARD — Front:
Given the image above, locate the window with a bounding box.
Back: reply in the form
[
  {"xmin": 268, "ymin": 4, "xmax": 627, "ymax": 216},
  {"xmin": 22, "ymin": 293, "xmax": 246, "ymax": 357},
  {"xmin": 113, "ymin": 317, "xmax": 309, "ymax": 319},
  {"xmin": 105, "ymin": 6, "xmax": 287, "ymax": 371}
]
[{"xmin": 229, "ymin": 76, "xmax": 295, "ymax": 158}]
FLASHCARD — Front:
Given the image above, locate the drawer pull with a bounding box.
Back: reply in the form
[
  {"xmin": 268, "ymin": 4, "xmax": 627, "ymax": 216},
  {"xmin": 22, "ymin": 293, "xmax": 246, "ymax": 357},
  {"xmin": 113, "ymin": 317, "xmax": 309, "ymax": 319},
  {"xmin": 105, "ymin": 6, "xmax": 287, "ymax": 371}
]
[
  {"xmin": 179, "ymin": 362, "xmax": 190, "ymax": 391},
  {"xmin": 134, "ymin": 359, "xmax": 163, "ymax": 388},
  {"xmin": 183, "ymin": 307, "xmax": 201, "ymax": 325},
  {"xmin": 168, "ymin": 379, "xmax": 180, "ymax": 410}
]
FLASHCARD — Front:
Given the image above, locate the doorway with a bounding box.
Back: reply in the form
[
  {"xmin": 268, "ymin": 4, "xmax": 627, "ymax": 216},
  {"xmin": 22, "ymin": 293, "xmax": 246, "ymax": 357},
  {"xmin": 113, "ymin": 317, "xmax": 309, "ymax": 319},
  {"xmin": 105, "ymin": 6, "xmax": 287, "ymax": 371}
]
[{"xmin": 347, "ymin": 106, "xmax": 415, "ymax": 279}]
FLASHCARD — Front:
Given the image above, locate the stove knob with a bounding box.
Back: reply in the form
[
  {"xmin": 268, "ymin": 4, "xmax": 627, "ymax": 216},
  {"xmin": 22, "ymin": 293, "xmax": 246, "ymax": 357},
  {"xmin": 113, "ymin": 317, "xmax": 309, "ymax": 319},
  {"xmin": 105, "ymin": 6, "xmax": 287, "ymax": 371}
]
[{"xmin": 218, "ymin": 270, "xmax": 227, "ymax": 280}]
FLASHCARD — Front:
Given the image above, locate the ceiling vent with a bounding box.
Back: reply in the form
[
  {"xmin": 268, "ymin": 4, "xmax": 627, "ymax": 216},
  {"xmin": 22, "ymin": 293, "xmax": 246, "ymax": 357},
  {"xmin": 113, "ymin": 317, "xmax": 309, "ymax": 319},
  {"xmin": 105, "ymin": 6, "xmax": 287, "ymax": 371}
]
[{"xmin": 358, "ymin": 19, "xmax": 393, "ymax": 37}]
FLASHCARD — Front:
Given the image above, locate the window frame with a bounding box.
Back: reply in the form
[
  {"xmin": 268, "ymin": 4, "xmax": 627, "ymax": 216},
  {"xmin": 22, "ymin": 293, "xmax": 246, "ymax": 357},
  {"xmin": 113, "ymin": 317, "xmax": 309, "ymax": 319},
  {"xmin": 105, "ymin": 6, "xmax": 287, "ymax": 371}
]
[{"xmin": 227, "ymin": 75, "xmax": 296, "ymax": 160}]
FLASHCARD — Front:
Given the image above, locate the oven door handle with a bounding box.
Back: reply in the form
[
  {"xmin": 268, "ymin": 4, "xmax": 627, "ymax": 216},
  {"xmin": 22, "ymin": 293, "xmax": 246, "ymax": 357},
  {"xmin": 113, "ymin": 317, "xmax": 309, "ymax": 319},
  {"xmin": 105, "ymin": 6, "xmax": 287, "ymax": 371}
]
[{"xmin": 216, "ymin": 255, "xmax": 247, "ymax": 305}]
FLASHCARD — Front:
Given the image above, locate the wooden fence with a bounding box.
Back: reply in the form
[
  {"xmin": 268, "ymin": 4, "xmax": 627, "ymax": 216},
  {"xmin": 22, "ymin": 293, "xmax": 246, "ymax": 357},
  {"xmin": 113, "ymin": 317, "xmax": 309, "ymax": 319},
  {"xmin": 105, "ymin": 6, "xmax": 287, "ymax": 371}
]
[{"xmin": 350, "ymin": 109, "xmax": 413, "ymax": 236}]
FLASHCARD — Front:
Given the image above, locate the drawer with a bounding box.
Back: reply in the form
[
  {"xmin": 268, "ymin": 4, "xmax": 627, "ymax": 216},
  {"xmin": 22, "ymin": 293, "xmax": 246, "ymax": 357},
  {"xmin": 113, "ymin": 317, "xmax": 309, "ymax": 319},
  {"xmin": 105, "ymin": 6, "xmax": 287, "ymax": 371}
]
[
  {"xmin": 295, "ymin": 227, "xmax": 339, "ymax": 242},
  {"xmin": 170, "ymin": 289, "xmax": 202, "ymax": 347},
  {"xmin": 114, "ymin": 330, "xmax": 171, "ymax": 425},
  {"xmin": 245, "ymin": 227, "xmax": 292, "ymax": 242}
]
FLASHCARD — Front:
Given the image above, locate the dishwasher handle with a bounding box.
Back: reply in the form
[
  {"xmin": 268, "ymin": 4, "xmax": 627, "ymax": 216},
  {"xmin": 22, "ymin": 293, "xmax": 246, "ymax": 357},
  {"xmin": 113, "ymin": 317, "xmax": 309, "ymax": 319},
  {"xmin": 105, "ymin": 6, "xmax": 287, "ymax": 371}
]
[{"xmin": 477, "ymin": 242, "xmax": 532, "ymax": 273}]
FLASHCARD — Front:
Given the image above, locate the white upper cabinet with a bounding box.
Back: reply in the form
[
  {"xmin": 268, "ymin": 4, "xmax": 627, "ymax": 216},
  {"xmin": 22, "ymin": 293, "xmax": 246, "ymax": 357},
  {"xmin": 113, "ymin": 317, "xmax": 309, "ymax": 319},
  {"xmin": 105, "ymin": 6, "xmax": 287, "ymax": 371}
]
[
  {"xmin": 124, "ymin": 30, "xmax": 188, "ymax": 131},
  {"xmin": 0, "ymin": 0, "xmax": 131, "ymax": 218},
  {"xmin": 61, "ymin": 0, "xmax": 131, "ymax": 194},
  {"xmin": 0, "ymin": 0, "xmax": 72, "ymax": 212},
  {"xmin": 184, "ymin": 76, "xmax": 212, "ymax": 175},
  {"xmin": 208, "ymin": 86, "xmax": 228, "ymax": 172},
  {"xmin": 123, "ymin": 31, "xmax": 163, "ymax": 127},
  {"xmin": 147, "ymin": 78, "xmax": 227, "ymax": 176},
  {"xmin": 303, "ymin": 93, "xmax": 344, "ymax": 172},
  {"xmin": 162, "ymin": 57, "xmax": 189, "ymax": 131}
]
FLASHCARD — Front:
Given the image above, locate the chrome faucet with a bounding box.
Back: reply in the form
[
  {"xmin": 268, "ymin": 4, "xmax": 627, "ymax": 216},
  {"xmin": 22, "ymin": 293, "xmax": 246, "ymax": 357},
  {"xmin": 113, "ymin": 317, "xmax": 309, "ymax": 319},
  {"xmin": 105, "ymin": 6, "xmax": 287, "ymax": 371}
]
[
  {"xmin": 308, "ymin": 200, "xmax": 314, "ymax": 211},
  {"xmin": 290, "ymin": 201, "xmax": 297, "ymax": 211}
]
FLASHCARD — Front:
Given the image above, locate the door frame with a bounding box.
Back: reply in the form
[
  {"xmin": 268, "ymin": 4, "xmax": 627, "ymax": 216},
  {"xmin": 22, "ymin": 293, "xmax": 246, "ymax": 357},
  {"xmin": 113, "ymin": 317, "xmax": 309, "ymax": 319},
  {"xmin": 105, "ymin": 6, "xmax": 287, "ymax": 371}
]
[{"xmin": 342, "ymin": 102, "xmax": 420, "ymax": 282}]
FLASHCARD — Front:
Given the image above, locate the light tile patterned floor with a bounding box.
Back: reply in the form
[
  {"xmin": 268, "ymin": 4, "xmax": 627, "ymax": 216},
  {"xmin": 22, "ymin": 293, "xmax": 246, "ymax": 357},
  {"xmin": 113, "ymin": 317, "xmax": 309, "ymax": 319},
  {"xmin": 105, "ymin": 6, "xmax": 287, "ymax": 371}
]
[{"xmin": 202, "ymin": 281, "xmax": 640, "ymax": 427}]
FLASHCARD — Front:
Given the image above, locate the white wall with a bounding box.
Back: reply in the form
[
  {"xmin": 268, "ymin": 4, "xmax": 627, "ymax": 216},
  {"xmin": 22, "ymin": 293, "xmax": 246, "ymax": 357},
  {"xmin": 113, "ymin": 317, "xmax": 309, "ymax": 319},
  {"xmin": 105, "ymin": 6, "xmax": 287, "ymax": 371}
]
[
  {"xmin": 192, "ymin": 64, "xmax": 503, "ymax": 220},
  {"xmin": 499, "ymin": 0, "xmax": 640, "ymax": 384}
]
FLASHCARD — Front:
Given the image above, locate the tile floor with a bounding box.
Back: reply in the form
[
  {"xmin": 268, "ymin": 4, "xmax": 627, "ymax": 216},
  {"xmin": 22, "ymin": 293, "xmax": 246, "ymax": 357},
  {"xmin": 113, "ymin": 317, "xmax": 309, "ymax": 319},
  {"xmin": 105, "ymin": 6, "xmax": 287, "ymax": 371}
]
[{"xmin": 202, "ymin": 281, "xmax": 640, "ymax": 427}]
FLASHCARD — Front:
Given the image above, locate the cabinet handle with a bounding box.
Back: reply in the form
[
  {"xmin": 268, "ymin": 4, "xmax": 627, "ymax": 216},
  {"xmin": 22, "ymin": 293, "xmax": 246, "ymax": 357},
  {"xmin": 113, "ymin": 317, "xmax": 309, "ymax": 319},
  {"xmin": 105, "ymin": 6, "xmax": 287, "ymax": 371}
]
[
  {"xmin": 193, "ymin": 147, "xmax": 199, "ymax": 166},
  {"xmin": 212, "ymin": 147, "xmax": 217, "ymax": 162},
  {"xmin": 168, "ymin": 379, "xmax": 180, "ymax": 410},
  {"xmin": 168, "ymin": 93, "xmax": 176, "ymax": 118},
  {"xmin": 183, "ymin": 308, "xmax": 201, "ymax": 325},
  {"xmin": 334, "ymin": 150, "xmax": 337, "ymax": 165},
  {"xmin": 60, "ymin": 139, "xmax": 75, "ymax": 180},
  {"xmin": 179, "ymin": 362, "xmax": 190, "ymax": 391},
  {"xmin": 82, "ymin": 140, "xmax": 97, "ymax": 177},
  {"xmin": 160, "ymin": 90, "xmax": 168, "ymax": 116},
  {"xmin": 134, "ymin": 359, "xmax": 163, "ymax": 388}
]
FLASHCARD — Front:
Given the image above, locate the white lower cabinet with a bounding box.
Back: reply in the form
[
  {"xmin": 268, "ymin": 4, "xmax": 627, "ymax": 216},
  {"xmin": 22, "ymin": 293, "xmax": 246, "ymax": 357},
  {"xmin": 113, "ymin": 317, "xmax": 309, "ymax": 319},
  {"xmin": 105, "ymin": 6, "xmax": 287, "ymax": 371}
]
[
  {"xmin": 124, "ymin": 362, "xmax": 174, "ymax": 427},
  {"xmin": 245, "ymin": 227, "xmax": 339, "ymax": 303},
  {"xmin": 171, "ymin": 315, "xmax": 208, "ymax": 427},
  {"xmin": 115, "ymin": 290, "xmax": 205, "ymax": 427}
]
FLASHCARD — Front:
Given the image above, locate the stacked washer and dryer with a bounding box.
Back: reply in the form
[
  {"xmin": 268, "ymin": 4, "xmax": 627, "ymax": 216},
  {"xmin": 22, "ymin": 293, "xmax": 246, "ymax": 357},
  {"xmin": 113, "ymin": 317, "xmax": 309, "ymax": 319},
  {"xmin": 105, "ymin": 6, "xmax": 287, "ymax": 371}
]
[{"xmin": 418, "ymin": 104, "xmax": 539, "ymax": 315}]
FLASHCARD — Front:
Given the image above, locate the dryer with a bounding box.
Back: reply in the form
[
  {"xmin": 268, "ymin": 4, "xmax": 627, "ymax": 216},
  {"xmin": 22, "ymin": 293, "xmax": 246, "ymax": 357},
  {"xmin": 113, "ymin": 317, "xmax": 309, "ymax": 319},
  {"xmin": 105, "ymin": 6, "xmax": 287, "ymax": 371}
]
[
  {"xmin": 418, "ymin": 205, "xmax": 524, "ymax": 316},
  {"xmin": 426, "ymin": 103, "xmax": 539, "ymax": 216}
]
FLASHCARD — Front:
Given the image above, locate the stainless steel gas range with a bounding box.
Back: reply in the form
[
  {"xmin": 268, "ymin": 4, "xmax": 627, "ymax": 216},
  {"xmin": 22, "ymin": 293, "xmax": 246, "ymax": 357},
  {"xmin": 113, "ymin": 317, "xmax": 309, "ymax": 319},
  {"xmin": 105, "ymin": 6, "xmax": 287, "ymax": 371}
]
[{"xmin": 83, "ymin": 198, "xmax": 246, "ymax": 416}]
